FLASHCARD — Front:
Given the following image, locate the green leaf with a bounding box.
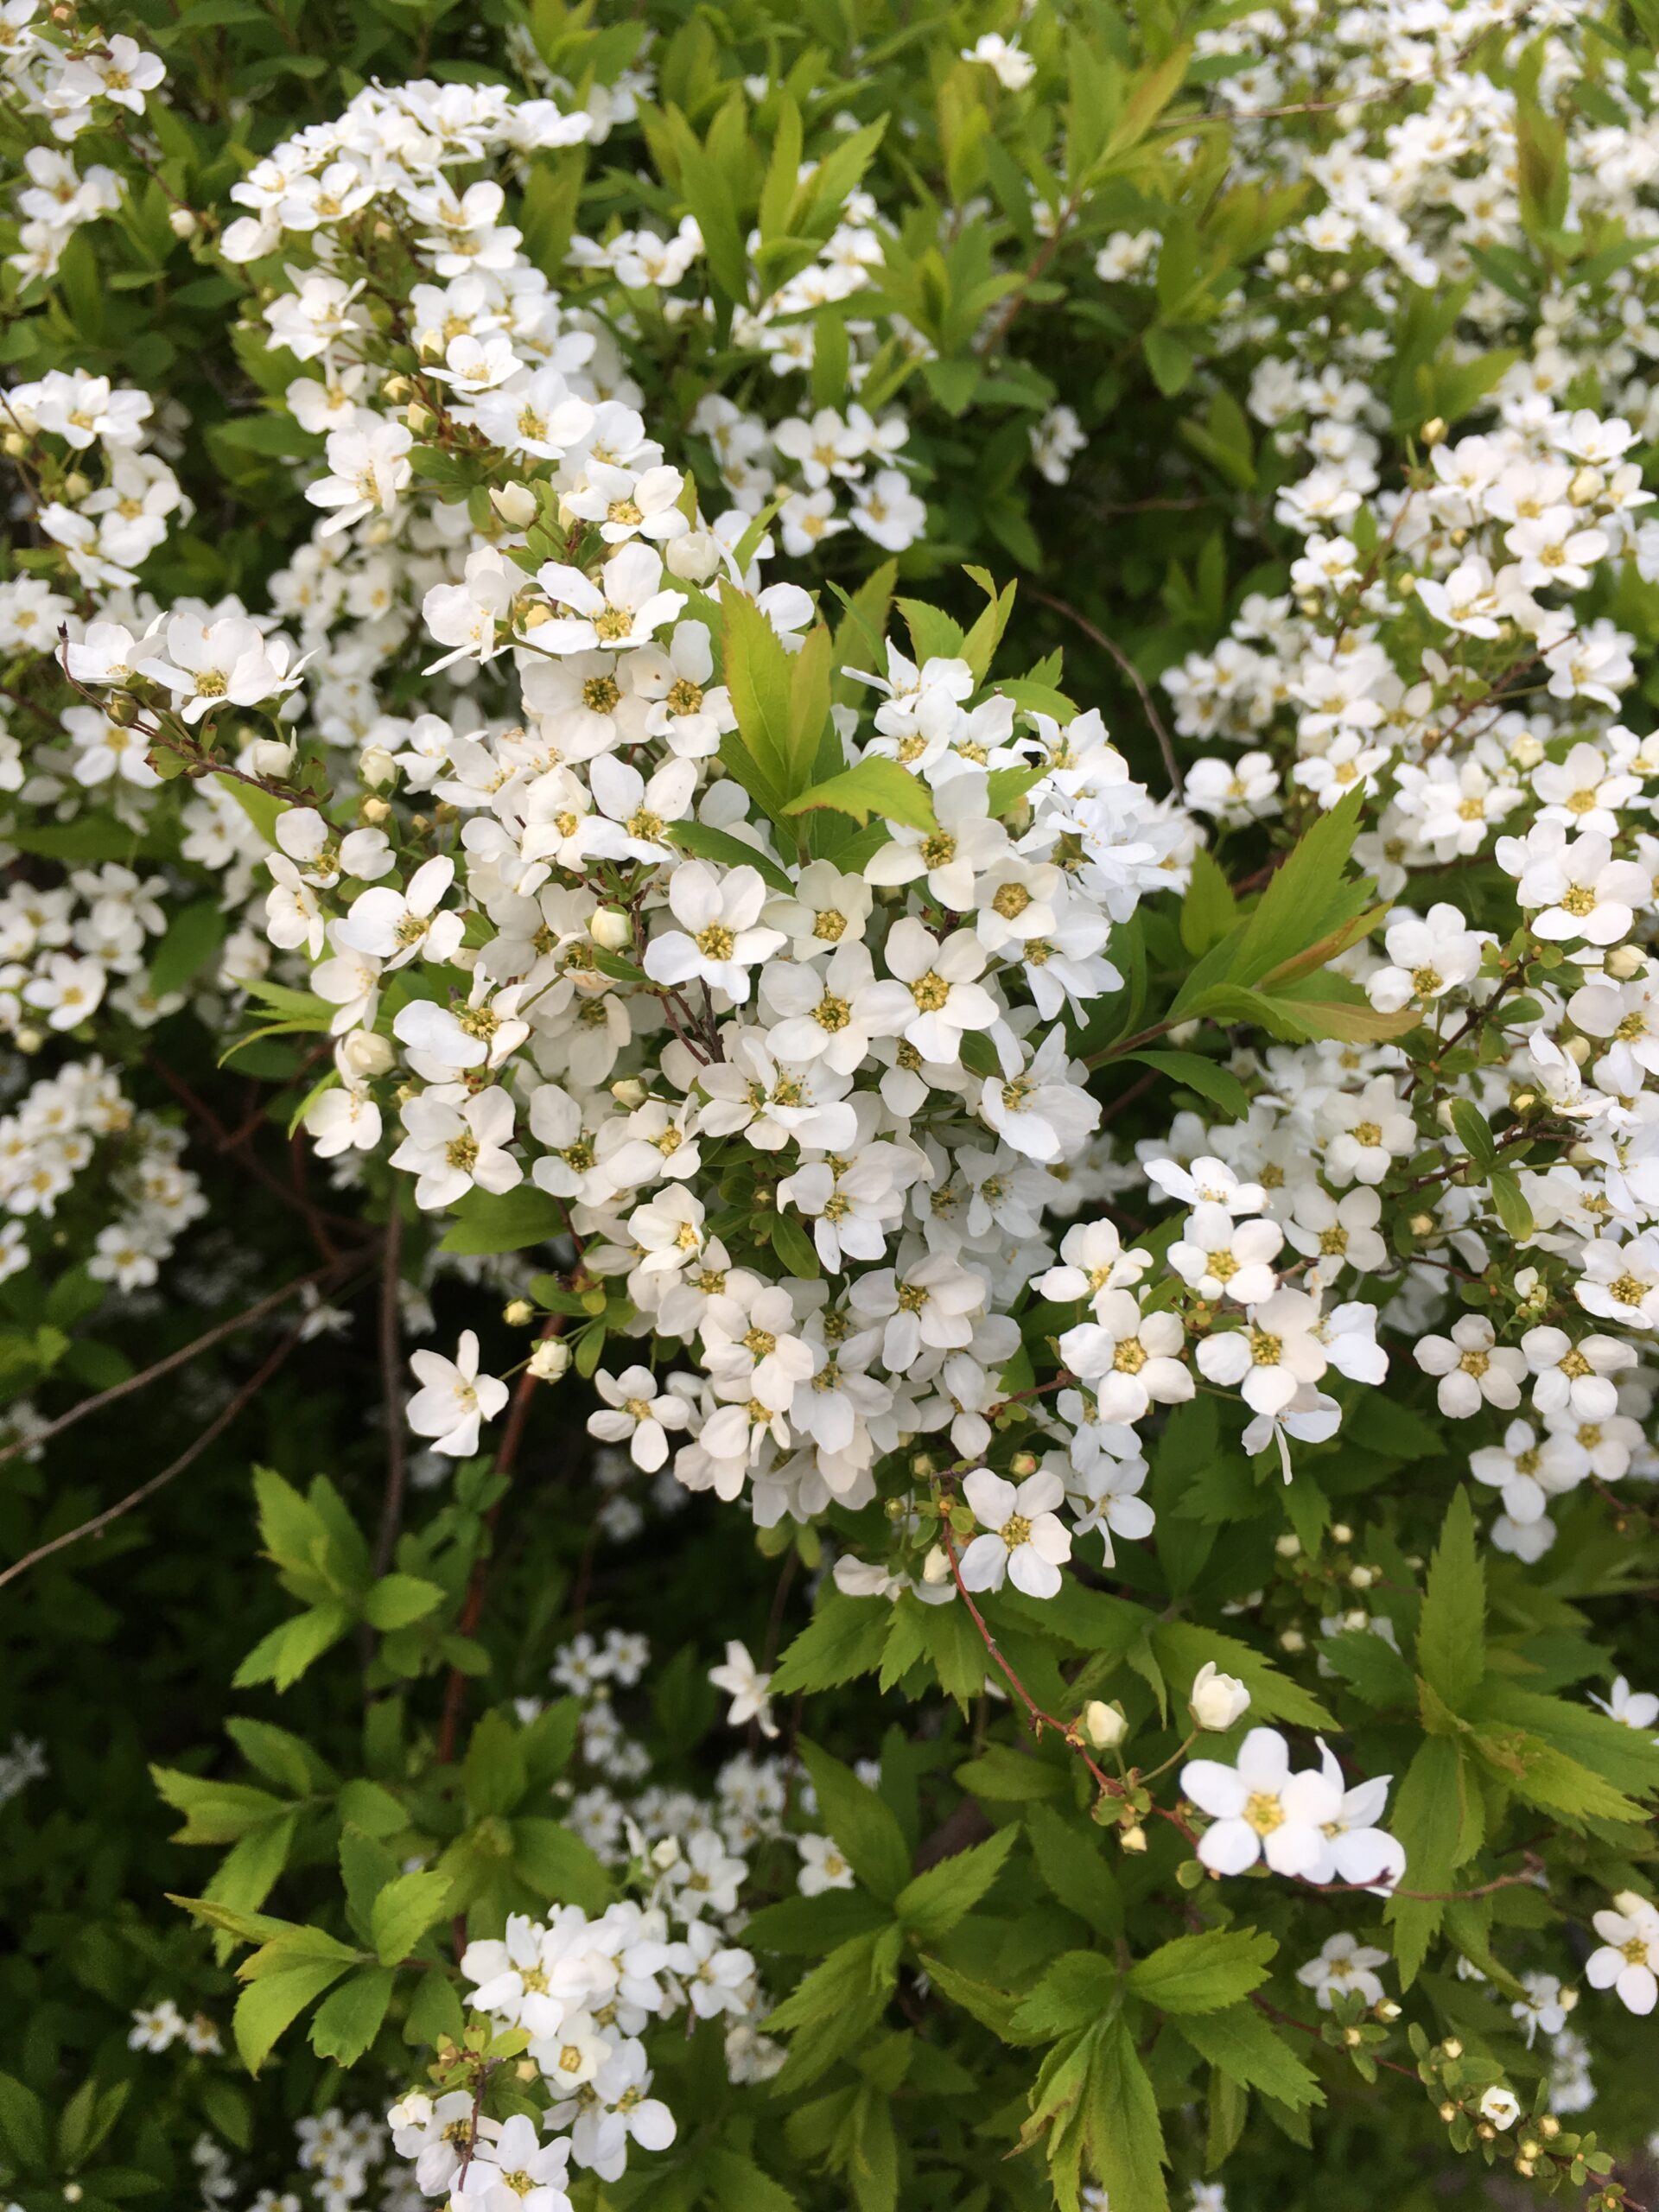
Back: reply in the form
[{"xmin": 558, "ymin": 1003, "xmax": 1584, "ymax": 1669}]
[
  {"xmin": 1126, "ymin": 1928, "xmax": 1275, "ymax": 2016},
  {"xmin": 364, "ymin": 1573, "xmax": 444, "ymax": 1630},
  {"xmin": 722, "ymin": 585, "xmax": 797, "ymax": 790},
  {"xmin": 1176, "ymin": 2005, "xmax": 1324, "ymax": 2110},
  {"xmin": 1447, "ymin": 1098, "xmax": 1496, "ymax": 1168},
  {"xmin": 308, "ymin": 1966, "xmax": 395, "ymax": 2065},
  {"xmin": 1416, "ymin": 1488, "xmax": 1484, "ymax": 1713},
  {"xmin": 797, "ymin": 1739, "xmax": 911, "ymax": 1902},
  {"xmin": 1180, "ymin": 849, "xmax": 1238, "ymax": 955},
  {"xmin": 769, "ymin": 1209, "xmax": 822, "ymax": 1281},
  {"xmin": 0, "ymin": 2070, "xmax": 48, "ymax": 2168},
  {"xmin": 1009, "ymin": 1950, "xmax": 1120, "ymax": 2042},
  {"xmin": 1384, "ymin": 1736, "xmax": 1470, "ymax": 1986},
  {"xmin": 150, "ymin": 1768, "xmax": 287, "ymax": 1846},
  {"xmin": 233, "ymin": 1956, "xmax": 350, "ymax": 2074},
  {"xmin": 1321, "ymin": 1629, "xmax": 1416, "ymax": 1710},
  {"xmin": 666, "ymin": 819, "xmax": 791, "ymax": 895},
  {"xmin": 769, "ymin": 1927, "xmax": 903, "ymax": 2090},
  {"xmin": 894, "ymin": 1823, "xmax": 1016, "ymax": 1942},
  {"xmin": 1025, "ymin": 1802, "xmax": 1122, "ymax": 1940},
  {"xmin": 1083, "ymin": 2017, "xmax": 1169, "ymax": 2212},
  {"xmin": 149, "ymin": 899, "xmax": 227, "ymax": 996},
  {"xmin": 783, "ymin": 757, "xmax": 937, "ymax": 833},
  {"xmin": 370, "ymin": 1870, "xmax": 452, "ymax": 1965},
  {"xmin": 439, "ymin": 1185, "xmax": 564, "ymax": 1255},
  {"xmin": 770, "ymin": 1589, "xmax": 889, "ymax": 1695},
  {"xmin": 703, "ymin": 2145, "xmax": 800, "ymax": 2212},
  {"xmin": 463, "ymin": 1709, "xmax": 528, "ymax": 1818},
  {"xmin": 512, "ymin": 1818, "xmax": 613, "ymax": 1912},
  {"xmin": 1128, "ymin": 1049, "xmax": 1248, "ymax": 1120}
]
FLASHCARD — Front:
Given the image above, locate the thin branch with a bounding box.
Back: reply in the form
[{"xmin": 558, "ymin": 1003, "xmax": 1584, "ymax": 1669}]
[
  {"xmin": 371, "ymin": 1209, "xmax": 409, "ymax": 1580},
  {"xmin": 0, "ymin": 1268, "xmax": 333, "ymax": 1470},
  {"xmin": 436, "ymin": 1315, "xmax": 568, "ymax": 1767},
  {"xmin": 1033, "ymin": 590, "xmax": 1184, "ymax": 796},
  {"xmin": 0, "ymin": 1327, "xmax": 302, "ymax": 1590}
]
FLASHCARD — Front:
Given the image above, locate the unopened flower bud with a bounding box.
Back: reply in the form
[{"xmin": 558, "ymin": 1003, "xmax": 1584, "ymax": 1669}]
[
  {"xmin": 1331, "ymin": 1522, "xmax": 1353, "ymax": 1545},
  {"xmin": 63, "ymin": 469, "xmax": 92, "ymax": 501},
  {"xmin": 1274, "ymin": 1534, "xmax": 1300, "ymax": 1559},
  {"xmin": 503, "ymin": 1299, "xmax": 535, "ymax": 1327},
  {"xmin": 15, "ymin": 1026, "xmax": 45, "ymax": 1054},
  {"xmin": 521, "ymin": 601, "xmax": 553, "ymax": 629},
  {"xmin": 665, "ymin": 530, "xmax": 721, "ymax": 584},
  {"xmin": 1421, "ymin": 416, "xmax": 1446, "ymax": 446},
  {"xmin": 1083, "ymin": 1700, "xmax": 1126, "ymax": 1749},
  {"xmin": 105, "ymin": 690, "xmax": 142, "ymax": 726},
  {"xmin": 359, "ymin": 795, "xmax": 391, "ymax": 825},
  {"xmin": 1537, "ymin": 2114, "xmax": 1560, "ymax": 2138},
  {"xmin": 590, "ymin": 906, "xmax": 632, "ymax": 951},
  {"xmin": 1606, "ymin": 943, "xmax": 1645, "ymax": 980},
  {"xmin": 2, "ymin": 431, "xmax": 26, "ymax": 457},
  {"xmin": 1280, "ymin": 1628, "xmax": 1306, "ymax": 1654},
  {"xmin": 381, "ymin": 373, "xmax": 411, "ymax": 403},
  {"xmin": 1348, "ymin": 1563, "xmax": 1374, "ymax": 1588},
  {"xmin": 1441, "ymin": 2037, "xmax": 1463, "ymax": 2060},
  {"xmin": 1565, "ymin": 1034, "xmax": 1592, "ymax": 1065},
  {"xmin": 1343, "ymin": 2025, "xmax": 1363, "ymax": 2047},
  {"xmin": 248, "ymin": 737, "xmax": 294, "ymax": 779},
  {"xmin": 921, "ymin": 1544, "xmax": 952, "ymax": 1585},
  {"xmin": 1438, "ymin": 2101, "xmax": 1458, "ymax": 2124},
  {"xmin": 1119, "ymin": 1821, "xmax": 1147, "ymax": 1853},
  {"xmin": 491, "ymin": 481, "xmax": 539, "ymax": 528},
  {"xmin": 1376, "ymin": 1999, "xmax": 1401, "ymax": 2022},
  {"xmin": 360, "ymin": 745, "xmax": 397, "ymax": 788},
  {"xmin": 168, "ymin": 206, "xmax": 200, "ymax": 239},
  {"xmin": 529, "ymin": 1336, "xmax": 571, "ymax": 1382},
  {"xmin": 1408, "ymin": 1211, "xmax": 1438, "ymax": 1237},
  {"xmin": 651, "ymin": 1835, "xmax": 680, "ymax": 1870},
  {"xmin": 1189, "ymin": 1661, "xmax": 1250, "ymax": 1732},
  {"xmin": 340, "ymin": 1031, "xmax": 394, "ymax": 1079},
  {"xmin": 405, "ymin": 402, "xmax": 433, "ymax": 435},
  {"xmin": 1568, "ymin": 464, "xmax": 1603, "ymax": 506},
  {"xmin": 610, "ymin": 1077, "xmax": 647, "ymax": 1109},
  {"xmin": 1009, "ymin": 1449, "xmax": 1039, "ymax": 1477}
]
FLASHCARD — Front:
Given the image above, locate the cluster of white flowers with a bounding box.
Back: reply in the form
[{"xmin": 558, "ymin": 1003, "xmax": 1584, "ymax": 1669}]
[
  {"xmin": 0, "ymin": 1, "xmax": 162, "ymax": 281},
  {"xmin": 0, "ymin": 1053, "xmax": 202, "ymax": 1288}
]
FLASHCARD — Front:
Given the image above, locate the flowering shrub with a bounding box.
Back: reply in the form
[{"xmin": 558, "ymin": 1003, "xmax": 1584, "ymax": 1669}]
[{"xmin": 9, "ymin": 0, "xmax": 1659, "ymax": 2208}]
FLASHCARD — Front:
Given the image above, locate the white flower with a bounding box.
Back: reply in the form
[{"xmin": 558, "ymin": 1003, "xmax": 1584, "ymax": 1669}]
[
  {"xmin": 406, "ymin": 1332, "xmax": 509, "ymax": 1457},
  {"xmin": 587, "ymin": 1366, "xmax": 691, "ymax": 1472},
  {"xmin": 642, "ymin": 862, "xmax": 786, "ymax": 1003},
  {"xmin": 957, "ymin": 1466, "xmax": 1071, "ymax": 1600},
  {"xmin": 390, "ymin": 1088, "xmax": 521, "ymax": 1211},
  {"xmin": 1296, "ymin": 1932, "xmax": 1389, "ymax": 2011},
  {"xmin": 1168, "ymin": 1205, "xmax": 1283, "ymax": 1304},
  {"xmin": 1414, "ymin": 1316, "xmax": 1527, "ymax": 1418},
  {"xmin": 1478, "ymin": 2086, "xmax": 1521, "ymax": 2132},
  {"xmin": 1586, "ymin": 1891, "xmax": 1659, "ymax": 2013},
  {"xmin": 533, "ymin": 542, "xmax": 686, "ymax": 653},
  {"xmin": 1189, "ymin": 1662, "xmax": 1250, "ymax": 1732},
  {"xmin": 1180, "ymin": 1727, "xmax": 1342, "ymax": 1878},
  {"xmin": 707, "ymin": 1640, "xmax": 775, "ymax": 1733},
  {"xmin": 1196, "ymin": 1289, "xmax": 1328, "ymax": 1417},
  {"xmin": 1589, "ymin": 1676, "xmax": 1659, "ymax": 1738},
  {"xmin": 962, "ymin": 31, "xmax": 1035, "ymax": 87},
  {"xmin": 1060, "ymin": 1292, "xmax": 1192, "ymax": 1425},
  {"xmin": 797, "ymin": 1834, "xmax": 855, "ymax": 1896}
]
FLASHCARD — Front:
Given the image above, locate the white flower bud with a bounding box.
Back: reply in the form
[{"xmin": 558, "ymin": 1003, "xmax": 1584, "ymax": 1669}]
[
  {"xmin": 247, "ymin": 738, "xmax": 294, "ymax": 779},
  {"xmin": 1083, "ymin": 1700, "xmax": 1126, "ymax": 1749},
  {"xmin": 651, "ymin": 1835, "xmax": 681, "ymax": 1870},
  {"xmin": 360, "ymin": 745, "xmax": 397, "ymax": 789},
  {"xmin": 168, "ymin": 207, "xmax": 200, "ymax": 239},
  {"xmin": 610, "ymin": 1077, "xmax": 648, "ymax": 1109},
  {"xmin": 665, "ymin": 530, "xmax": 721, "ymax": 583},
  {"xmin": 1606, "ymin": 943, "xmax": 1646, "ymax": 980},
  {"xmin": 340, "ymin": 1031, "xmax": 394, "ymax": 1078},
  {"xmin": 529, "ymin": 1336, "xmax": 571, "ymax": 1382},
  {"xmin": 1188, "ymin": 1661, "xmax": 1250, "ymax": 1732},
  {"xmin": 490, "ymin": 482, "xmax": 539, "ymax": 528},
  {"xmin": 590, "ymin": 907, "xmax": 632, "ymax": 951},
  {"xmin": 503, "ymin": 1299, "xmax": 535, "ymax": 1326},
  {"xmin": 1478, "ymin": 2087, "xmax": 1520, "ymax": 2131},
  {"xmin": 921, "ymin": 1544, "xmax": 952, "ymax": 1585}
]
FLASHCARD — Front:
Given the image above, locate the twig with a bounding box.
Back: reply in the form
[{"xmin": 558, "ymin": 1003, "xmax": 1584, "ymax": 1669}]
[
  {"xmin": 0, "ymin": 1328, "xmax": 302, "ymax": 1590},
  {"xmin": 435, "ymin": 1316, "xmax": 567, "ymax": 1767},
  {"xmin": 372, "ymin": 1209, "xmax": 409, "ymax": 1580},
  {"xmin": 1033, "ymin": 591, "xmax": 1184, "ymax": 796},
  {"xmin": 0, "ymin": 1268, "xmax": 333, "ymax": 1469}
]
